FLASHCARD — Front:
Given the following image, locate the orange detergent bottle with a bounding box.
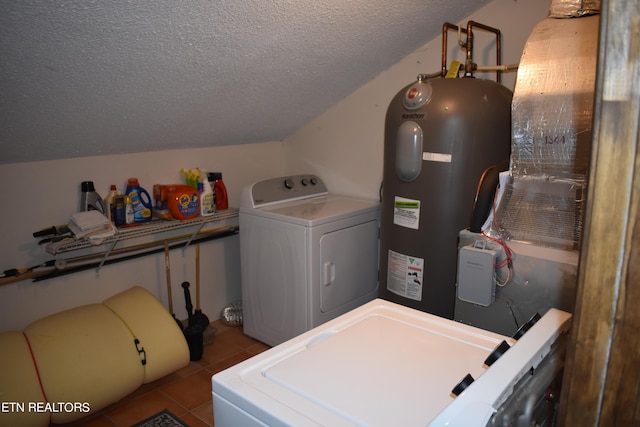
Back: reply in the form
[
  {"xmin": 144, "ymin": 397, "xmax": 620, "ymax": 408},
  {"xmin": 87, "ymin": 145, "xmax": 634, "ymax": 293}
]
[{"xmin": 167, "ymin": 185, "xmax": 200, "ymax": 220}]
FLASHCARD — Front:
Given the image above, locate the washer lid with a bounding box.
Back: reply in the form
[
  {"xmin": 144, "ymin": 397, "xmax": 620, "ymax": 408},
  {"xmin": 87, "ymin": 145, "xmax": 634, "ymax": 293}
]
[
  {"xmin": 262, "ymin": 311, "xmax": 504, "ymax": 426},
  {"xmin": 213, "ymin": 299, "xmax": 552, "ymax": 427}
]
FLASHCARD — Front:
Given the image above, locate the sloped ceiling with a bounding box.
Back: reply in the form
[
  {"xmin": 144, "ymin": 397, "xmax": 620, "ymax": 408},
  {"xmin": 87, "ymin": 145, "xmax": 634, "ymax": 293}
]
[{"xmin": 0, "ymin": 0, "xmax": 489, "ymax": 165}]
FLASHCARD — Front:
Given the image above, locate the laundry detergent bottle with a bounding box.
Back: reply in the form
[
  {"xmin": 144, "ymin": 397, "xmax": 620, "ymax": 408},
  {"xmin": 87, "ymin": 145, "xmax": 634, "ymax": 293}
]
[
  {"xmin": 210, "ymin": 172, "xmax": 228, "ymax": 210},
  {"xmin": 125, "ymin": 178, "xmax": 153, "ymax": 222},
  {"xmin": 80, "ymin": 181, "xmax": 107, "ymax": 214}
]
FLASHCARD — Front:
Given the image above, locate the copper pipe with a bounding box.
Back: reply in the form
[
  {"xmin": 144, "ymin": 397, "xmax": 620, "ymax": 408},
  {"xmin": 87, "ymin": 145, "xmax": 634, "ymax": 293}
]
[
  {"xmin": 441, "ymin": 22, "xmax": 468, "ymax": 77},
  {"xmin": 465, "ymin": 21, "xmax": 502, "ymax": 83}
]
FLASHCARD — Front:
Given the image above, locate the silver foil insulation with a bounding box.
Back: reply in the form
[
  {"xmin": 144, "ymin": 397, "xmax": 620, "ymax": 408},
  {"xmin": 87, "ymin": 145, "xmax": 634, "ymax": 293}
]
[{"xmin": 496, "ymin": 13, "xmax": 599, "ymax": 249}]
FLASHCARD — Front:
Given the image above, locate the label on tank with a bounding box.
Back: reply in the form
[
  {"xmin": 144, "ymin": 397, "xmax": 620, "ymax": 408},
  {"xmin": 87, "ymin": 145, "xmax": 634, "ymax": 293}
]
[
  {"xmin": 423, "ymin": 152, "xmax": 452, "ymax": 163},
  {"xmin": 393, "ymin": 196, "xmax": 420, "ymax": 229},
  {"xmin": 387, "ymin": 250, "xmax": 424, "ymax": 301}
]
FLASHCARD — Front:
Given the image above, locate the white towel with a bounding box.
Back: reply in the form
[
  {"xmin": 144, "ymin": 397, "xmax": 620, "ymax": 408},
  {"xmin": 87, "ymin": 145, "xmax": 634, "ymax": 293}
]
[{"xmin": 68, "ymin": 211, "xmax": 115, "ymax": 242}]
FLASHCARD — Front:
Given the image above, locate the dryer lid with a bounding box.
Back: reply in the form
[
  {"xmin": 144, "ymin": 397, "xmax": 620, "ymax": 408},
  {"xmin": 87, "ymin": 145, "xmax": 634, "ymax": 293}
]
[{"xmin": 255, "ymin": 195, "xmax": 379, "ymax": 226}]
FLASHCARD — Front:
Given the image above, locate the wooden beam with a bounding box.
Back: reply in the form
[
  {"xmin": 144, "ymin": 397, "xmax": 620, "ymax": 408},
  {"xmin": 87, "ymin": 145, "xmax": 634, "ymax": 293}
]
[{"xmin": 559, "ymin": 0, "xmax": 640, "ymax": 425}]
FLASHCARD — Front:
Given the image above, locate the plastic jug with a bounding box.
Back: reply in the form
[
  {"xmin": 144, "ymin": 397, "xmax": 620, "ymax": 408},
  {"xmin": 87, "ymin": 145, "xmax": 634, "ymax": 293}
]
[
  {"xmin": 125, "ymin": 178, "xmax": 153, "ymax": 223},
  {"xmin": 80, "ymin": 181, "xmax": 106, "ymax": 214},
  {"xmin": 199, "ymin": 172, "xmax": 215, "ymax": 216},
  {"xmin": 209, "ymin": 172, "xmax": 229, "ymax": 210},
  {"xmin": 167, "ymin": 185, "xmax": 200, "ymax": 220}
]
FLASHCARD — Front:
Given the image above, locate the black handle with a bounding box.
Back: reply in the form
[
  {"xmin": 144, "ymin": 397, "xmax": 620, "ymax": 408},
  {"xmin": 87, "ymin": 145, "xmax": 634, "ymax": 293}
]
[
  {"xmin": 33, "ymin": 226, "xmax": 57, "ymax": 238},
  {"xmin": 469, "ymin": 160, "xmax": 509, "ymax": 233},
  {"xmin": 182, "ymin": 281, "xmax": 194, "ymax": 319},
  {"xmin": 32, "ymin": 224, "xmax": 71, "ymax": 238}
]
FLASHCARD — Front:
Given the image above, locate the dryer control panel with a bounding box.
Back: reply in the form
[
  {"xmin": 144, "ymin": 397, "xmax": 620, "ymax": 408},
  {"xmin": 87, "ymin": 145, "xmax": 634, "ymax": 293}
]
[{"xmin": 242, "ymin": 174, "xmax": 328, "ymax": 209}]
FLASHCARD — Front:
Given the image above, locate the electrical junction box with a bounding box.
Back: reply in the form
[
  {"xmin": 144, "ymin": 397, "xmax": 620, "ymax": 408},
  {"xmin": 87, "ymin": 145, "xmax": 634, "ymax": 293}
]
[
  {"xmin": 457, "ymin": 244, "xmax": 497, "ymax": 307},
  {"xmin": 455, "ymin": 229, "xmax": 579, "ymax": 337}
]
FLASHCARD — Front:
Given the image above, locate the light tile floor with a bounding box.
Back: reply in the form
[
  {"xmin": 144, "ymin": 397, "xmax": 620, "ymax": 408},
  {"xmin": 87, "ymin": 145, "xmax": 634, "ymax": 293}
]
[{"xmin": 53, "ymin": 320, "xmax": 269, "ymax": 427}]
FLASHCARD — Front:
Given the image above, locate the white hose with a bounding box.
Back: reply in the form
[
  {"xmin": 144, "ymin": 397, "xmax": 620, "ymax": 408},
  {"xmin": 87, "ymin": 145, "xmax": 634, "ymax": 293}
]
[{"xmin": 475, "ymin": 63, "xmax": 519, "ymax": 72}]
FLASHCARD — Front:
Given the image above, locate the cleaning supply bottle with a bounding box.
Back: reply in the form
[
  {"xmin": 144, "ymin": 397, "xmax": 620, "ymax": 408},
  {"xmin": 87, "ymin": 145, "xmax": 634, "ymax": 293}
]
[
  {"xmin": 199, "ymin": 172, "xmax": 216, "ymax": 216},
  {"xmin": 114, "ymin": 194, "xmax": 126, "ymax": 226},
  {"xmin": 80, "ymin": 181, "xmax": 107, "ymax": 214},
  {"xmin": 104, "ymin": 184, "xmax": 118, "ymax": 222},
  {"xmin": 125, "ymin": 178, "xmax": 153, "ymax": 223},
  {"xmin": 210, "ymin": 172, "xmax": 228, "ymax": 210},
  {"xmin": 124, "ymin": 195, "xmax": 135, "ymax": 225}
]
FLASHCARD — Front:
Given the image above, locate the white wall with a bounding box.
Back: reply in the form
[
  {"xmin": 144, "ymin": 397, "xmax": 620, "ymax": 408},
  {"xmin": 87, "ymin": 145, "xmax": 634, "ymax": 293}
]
[
  {"xmin": 282, "ymin": 0, "xmax": 552, "ymax": 200},
  {"xmin": 0, "ymin": 142, "xmax": 284, "ymax": 332}
]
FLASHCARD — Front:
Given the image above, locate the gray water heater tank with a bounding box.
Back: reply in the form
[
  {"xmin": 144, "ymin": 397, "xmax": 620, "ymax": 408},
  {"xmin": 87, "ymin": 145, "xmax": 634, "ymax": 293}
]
[{"xmin": 379, "ymin": 76, "xmax": 512, "ymax": 319}]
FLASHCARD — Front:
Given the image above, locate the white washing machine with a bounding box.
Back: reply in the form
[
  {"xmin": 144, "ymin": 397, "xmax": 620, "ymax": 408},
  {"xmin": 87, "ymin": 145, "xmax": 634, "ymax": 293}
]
[
  {"xmin": 212, "ymin": 299, "xmax": 572, "ymax": 426},
  {"xmin": 239, "ymin": 174, "xmax": 380, "ymax": 346}
]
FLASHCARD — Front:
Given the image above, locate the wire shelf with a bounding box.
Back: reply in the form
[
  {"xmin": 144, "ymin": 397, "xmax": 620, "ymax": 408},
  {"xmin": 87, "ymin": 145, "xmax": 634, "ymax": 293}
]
[{"xmin": 46, "ymin": 208, "xmax": 239, "ymax": 255}]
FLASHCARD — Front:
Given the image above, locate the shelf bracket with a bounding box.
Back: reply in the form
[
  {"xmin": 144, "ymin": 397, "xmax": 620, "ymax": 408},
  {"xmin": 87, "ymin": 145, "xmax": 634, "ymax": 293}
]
[
  {"xmin": 183, "ymin": 222, "xmax": 206, "ymax": 253},
  {"xmin": 95, "ymin": 239, "xmax": 119, "ymax": 276}
]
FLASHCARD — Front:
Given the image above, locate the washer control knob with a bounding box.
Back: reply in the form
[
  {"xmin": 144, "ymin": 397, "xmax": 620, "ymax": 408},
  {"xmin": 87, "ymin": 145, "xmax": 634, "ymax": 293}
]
[
  {"xmin": 451, "ymin": 373, "xmax": 475, "ymax": 397},
  {"xmin": 283, "ymin": 178, "xmax": 295, "ymax": 189},
  {"xmin": 310, "ymin": 177, "xmax": 317, "ymax": 185},
  {"xmin": 301, "ymin": 178, "xmax": 308, "ymax": 186},
  {"xmin": 513, "ymin": 312, "xmax": 542, "ymax": 340},
  {"xmin": 484, "ymin": 340, "xmax": 511, "ymax": 367}
]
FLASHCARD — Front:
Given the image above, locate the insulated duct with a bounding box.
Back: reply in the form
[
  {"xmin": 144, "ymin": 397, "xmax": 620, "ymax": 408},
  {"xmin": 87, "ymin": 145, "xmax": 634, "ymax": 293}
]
[{"xmin": 495, "ymin": 10, "xmax": 600, "ymax": 249}]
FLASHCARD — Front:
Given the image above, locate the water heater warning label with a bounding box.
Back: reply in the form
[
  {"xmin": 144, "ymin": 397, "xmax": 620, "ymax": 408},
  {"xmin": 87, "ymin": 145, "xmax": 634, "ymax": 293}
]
[
  {"xmin": 387, "ymin": 250, "xmax": 424, "ymax": 301},
  {"xmin": 393, "ymin": 196, "xmax": 420, "ymax": 229}
]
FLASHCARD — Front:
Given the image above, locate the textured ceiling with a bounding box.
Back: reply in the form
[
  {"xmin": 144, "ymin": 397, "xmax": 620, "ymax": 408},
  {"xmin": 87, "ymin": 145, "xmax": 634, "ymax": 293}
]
[{"xmin": 0, "ymin": 0, "xmax": 487, "ymax": 165}]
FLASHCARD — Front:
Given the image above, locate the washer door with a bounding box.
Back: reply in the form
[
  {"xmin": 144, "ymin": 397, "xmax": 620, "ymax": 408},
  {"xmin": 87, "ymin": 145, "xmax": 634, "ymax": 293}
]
[{"xmin": 319, "ymin": 220, "xmax": 379, "ymax": 313}]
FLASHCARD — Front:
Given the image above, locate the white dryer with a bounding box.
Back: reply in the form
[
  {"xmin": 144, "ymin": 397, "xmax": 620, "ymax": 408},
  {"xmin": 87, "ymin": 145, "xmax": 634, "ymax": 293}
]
[{"xmin": 239, "ymin": 174, "xmax": 380, "ymax": 346}]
